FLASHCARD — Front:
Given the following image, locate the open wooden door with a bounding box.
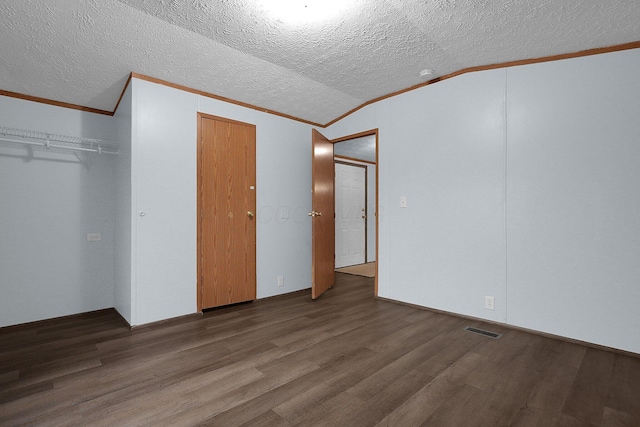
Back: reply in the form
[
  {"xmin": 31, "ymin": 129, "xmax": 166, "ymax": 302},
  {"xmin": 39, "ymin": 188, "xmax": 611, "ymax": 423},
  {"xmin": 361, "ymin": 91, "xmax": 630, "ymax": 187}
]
[{"xmin": 310, "ymin": 129, "xmax": 335, "ymax": 299}]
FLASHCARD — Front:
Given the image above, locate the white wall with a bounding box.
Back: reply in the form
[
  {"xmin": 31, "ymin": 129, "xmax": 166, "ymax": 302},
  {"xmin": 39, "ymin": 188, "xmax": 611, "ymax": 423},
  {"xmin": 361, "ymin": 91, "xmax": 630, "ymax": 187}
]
[
  {"xmin": 125, "ymin": 78, "xmax": 313, "ymax": 326},
  {"xmin": 129, "ymin": 80, "xmax": 198, "ymax": 325},
  {"xmin": 326, "ymin": 48, "xmax": 640, "ymax": 354},
  {"xmin": 505, "ymin": 50, "xmax": 640, "ymax": 353},
  {"xmin": 250, "ymin": 112, "xmax": 314, "ymax": 299},
  {"xmin": 114, "ymin": 84, "xmax": 133, "ymax": 324},
  {"xmin": 385, "ymin": 69, "xmax": 508, "ymax": 323},
  {"xmin": 0, "ymin": 96, "xmax": 116, "ymax": 327}
]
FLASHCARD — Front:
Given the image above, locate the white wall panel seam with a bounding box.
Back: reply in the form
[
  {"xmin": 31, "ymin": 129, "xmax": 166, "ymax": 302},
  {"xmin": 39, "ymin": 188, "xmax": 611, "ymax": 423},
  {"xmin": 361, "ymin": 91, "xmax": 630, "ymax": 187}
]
[{"xmin": 504, "ymin": 68, "xmax": 509, "ymax": 325}]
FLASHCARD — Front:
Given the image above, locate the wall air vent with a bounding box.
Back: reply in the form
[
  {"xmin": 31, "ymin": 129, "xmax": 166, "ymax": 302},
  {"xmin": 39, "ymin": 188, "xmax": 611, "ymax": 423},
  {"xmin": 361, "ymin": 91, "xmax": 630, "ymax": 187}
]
[{"xmin": 464, "ymin": 326, "xmax": 502, "ymax": 339}]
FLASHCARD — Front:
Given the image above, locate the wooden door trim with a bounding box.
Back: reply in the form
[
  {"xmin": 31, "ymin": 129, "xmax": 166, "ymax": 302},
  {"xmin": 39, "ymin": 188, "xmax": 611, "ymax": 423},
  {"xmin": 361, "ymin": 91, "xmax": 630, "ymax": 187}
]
[
  {"xmin": 197, "ymin": 112, "xmax": 257, "ymax": 312},
  {"xmin": 330, "ymin": 129, "xmax": 379, "ymax": 296},
  {"xmin": 198, "ymin": 112, "xmax": 257, "ymax": 127}
]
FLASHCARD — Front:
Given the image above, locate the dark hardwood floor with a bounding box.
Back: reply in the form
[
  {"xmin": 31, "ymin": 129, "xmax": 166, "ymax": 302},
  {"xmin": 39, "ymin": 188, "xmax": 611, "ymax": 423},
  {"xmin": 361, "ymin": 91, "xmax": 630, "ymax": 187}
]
[{"xmin": 1, "ymin": 273, "xmax": 639, "ymax": 426}]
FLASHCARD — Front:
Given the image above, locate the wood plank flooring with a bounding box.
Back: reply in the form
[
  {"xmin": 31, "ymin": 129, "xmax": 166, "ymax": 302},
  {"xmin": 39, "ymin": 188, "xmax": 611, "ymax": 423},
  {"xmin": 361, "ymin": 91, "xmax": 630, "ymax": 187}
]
[{"xmin": 1, "ymin": 273, "xmax": 639, "ymax": 426}]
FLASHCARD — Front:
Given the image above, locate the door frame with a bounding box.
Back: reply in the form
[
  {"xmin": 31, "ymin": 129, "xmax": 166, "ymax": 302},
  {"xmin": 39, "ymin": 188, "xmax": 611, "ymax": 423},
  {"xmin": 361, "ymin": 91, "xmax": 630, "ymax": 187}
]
[
  {"xmin": 196, "ymin": 112, "xmax": 257, "ymax": 312},
  {"xmin": 331, "ymin": 129, "xmax": 379, "ymax": 296}
]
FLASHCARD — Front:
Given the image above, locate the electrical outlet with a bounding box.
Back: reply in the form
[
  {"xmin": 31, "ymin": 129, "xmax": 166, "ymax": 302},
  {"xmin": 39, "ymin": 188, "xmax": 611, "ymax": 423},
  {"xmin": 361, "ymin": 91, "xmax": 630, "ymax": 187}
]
[
  {"xmin": 87, "ymin": 233, "xmax": 102, "ymax": 242},
  {"xmin": 400, "ymin": 196, "xmax": 407, "ymax": 208},
  {"xmin": 485, "ymin": 296, "xmax": 495, "ymax": 311},
  {"xmin": 277, "ymin": 276, "xmax": 284, "ymax": 287}
]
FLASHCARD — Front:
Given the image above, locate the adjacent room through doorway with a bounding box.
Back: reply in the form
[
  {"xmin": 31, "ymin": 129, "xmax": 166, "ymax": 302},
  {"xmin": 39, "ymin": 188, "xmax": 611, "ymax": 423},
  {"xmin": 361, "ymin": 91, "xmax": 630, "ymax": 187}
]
[{"xmin": 333, "ymin": 131, "xmax": 378, "ymax": 283}]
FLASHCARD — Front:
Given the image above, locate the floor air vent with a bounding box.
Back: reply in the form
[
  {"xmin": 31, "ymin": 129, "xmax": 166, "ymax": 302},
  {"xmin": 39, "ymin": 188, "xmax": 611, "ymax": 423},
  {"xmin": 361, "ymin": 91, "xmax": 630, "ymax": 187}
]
[{"xmin": 464, "ymin": 326, "xmax": 502, "ymax": 339}]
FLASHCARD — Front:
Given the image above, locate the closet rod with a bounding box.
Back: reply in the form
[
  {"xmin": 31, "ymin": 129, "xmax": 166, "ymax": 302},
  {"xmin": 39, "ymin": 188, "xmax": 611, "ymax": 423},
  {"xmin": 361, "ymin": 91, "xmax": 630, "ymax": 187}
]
[{"xmin": 0, "ymin": 126, "xmax": 119, "ymax": 155}]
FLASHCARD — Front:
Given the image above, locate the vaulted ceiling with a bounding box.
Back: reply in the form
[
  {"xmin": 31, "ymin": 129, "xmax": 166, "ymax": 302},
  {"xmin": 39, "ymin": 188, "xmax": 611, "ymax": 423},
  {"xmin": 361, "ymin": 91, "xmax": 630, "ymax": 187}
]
[{"xmin": 1, "ymin": 0, "xmax": 639, "ymax": 125}]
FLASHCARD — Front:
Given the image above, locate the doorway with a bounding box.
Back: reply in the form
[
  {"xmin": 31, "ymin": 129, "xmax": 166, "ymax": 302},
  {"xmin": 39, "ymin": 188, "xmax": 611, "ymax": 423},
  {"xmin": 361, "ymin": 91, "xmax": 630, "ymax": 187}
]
[
  {"xmin": 197, "ymin": 114, "xmax": 257, "ymax": 311},
  {"xmin": 332, "ymin": 130, "xmax": 378, "ymax": 291}
]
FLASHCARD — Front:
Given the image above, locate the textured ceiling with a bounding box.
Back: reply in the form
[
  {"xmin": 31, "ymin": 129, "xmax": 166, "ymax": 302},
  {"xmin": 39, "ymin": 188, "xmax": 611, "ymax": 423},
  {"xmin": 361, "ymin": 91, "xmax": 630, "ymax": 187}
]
[
  {"xmin": 335, "ymin": 136, "xmax": 376, "ymax": 163},
  {"xmin": 1, "ymin": 0, "xmax": 639, "ymax": 125}
]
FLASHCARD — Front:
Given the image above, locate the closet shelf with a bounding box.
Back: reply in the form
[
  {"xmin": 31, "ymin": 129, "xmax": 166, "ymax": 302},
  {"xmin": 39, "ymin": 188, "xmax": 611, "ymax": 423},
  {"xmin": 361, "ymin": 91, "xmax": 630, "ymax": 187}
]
[{"xmin": 0, "ymin": 126, "xmax": 119, "ymax": 155}]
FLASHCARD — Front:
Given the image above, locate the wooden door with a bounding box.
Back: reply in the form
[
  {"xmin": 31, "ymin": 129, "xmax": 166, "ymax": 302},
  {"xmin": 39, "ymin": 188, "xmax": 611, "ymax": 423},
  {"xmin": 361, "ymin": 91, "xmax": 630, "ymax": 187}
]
[
  {"xmin": 310, "ymin": 129, "xmax": 335, "ymax": 299},
  {"xmin": 198, "ymin": 114, "xmax": 256, "ymax": 310},
  {"xmin": 335, "ymin": 162, "xmax": 366, "ymax": 268}
]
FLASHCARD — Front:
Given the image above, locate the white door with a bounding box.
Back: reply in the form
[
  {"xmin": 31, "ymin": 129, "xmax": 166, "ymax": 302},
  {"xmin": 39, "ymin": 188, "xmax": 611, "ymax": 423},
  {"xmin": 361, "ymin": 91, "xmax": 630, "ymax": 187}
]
[{"xmin": 335, "ymin": 162, "xmax": 366, "ymax": 268}]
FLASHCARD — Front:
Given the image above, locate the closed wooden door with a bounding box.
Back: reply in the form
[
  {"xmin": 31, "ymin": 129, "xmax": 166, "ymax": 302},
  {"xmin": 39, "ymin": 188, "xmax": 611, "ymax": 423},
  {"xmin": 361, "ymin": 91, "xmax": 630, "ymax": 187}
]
[
  {"xmin": 335, "ymin": 162, "xmax": 366, "ymax": 268},
  {"xmin": 198, "ymin": 114, "xmax": 256, "ymax": 310},
  {"xmin": 310, "ymin": 129, "xmax": 335, "ymax": 299}
]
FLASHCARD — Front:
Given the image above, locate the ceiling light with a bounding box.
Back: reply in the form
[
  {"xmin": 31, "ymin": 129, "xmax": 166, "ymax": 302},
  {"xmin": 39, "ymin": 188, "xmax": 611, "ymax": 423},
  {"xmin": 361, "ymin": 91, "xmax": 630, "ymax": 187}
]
[
  {"xmin": 419, "ymin": 69, "xmax": 434, "ymax": 78},
  {"xmin": 258, "ymin": 0, "xmax": 353, "ymax": 24}
]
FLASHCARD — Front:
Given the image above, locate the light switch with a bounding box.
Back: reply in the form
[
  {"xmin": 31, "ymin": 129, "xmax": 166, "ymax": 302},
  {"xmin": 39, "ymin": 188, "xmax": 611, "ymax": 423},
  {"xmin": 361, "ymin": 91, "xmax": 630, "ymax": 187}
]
[
  {"xmin": 87, "ymin": 233, "xmax": 102, "ymax": 242},
  {"xmin": 400, "ymin": 196, "xmax": 407, "ymax": 208}
]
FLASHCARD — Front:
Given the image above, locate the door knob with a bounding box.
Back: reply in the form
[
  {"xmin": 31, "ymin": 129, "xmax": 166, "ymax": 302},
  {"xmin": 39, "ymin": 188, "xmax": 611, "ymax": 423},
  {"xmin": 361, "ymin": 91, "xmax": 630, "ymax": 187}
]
[
  {"xmin": 308, "ymin": 211, "xmax": 322, "ymax": 217},
  {"xmin": 247, "ymin": 211, "xmax": 254, "ymax": 218}
]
